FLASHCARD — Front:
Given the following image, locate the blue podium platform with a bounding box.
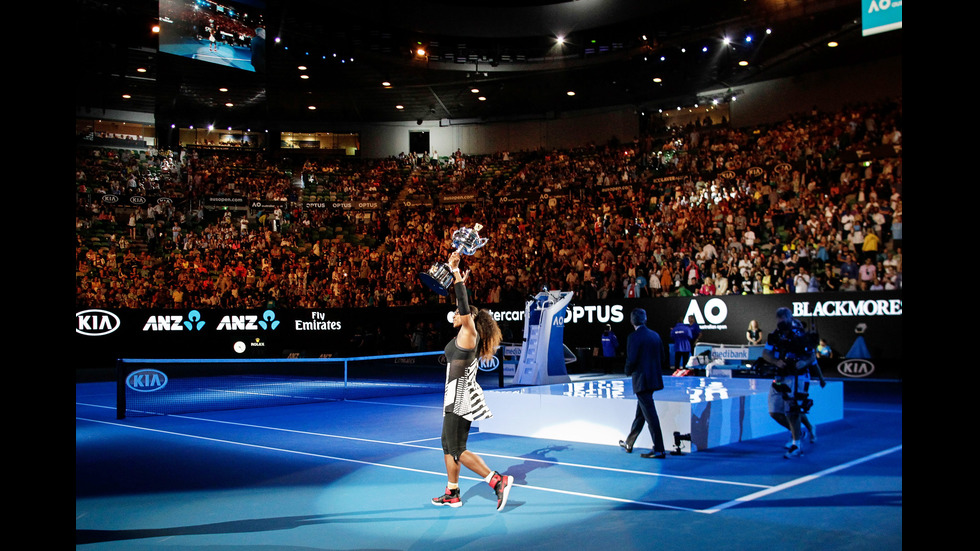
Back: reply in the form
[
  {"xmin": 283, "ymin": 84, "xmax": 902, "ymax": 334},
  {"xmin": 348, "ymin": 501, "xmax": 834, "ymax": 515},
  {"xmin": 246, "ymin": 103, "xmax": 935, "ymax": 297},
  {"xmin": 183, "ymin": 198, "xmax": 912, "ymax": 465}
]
[{"xmin": 476, "ymin": 376, "xmax": 844, "ymax": 452}]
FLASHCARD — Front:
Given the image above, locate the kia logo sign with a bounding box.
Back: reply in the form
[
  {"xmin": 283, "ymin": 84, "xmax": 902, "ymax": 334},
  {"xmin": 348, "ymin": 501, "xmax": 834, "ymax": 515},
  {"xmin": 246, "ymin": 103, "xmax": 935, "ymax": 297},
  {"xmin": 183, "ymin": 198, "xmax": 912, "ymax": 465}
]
[
  {"xmin": 479, "ymin": 356, "xmax": 500, "ymax": 372},
  {"xmin": 836, "ymin": 359, "xmax": 875, "ymax": 378},
  {"xmin": 76, "ymin": 309, "xmax": 121, "ymax": 336},
  {"xmin": 126, "ymin": 369, "xmax": 169, "ymax": 392}
]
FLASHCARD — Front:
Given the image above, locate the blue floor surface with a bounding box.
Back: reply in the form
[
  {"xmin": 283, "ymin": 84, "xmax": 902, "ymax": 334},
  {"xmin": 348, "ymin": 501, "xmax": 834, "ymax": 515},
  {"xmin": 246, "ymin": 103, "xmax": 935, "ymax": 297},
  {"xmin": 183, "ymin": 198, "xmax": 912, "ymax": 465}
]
[{"xmin": 76, "ymin": 378, "xmax": 901, "ymax": 550}]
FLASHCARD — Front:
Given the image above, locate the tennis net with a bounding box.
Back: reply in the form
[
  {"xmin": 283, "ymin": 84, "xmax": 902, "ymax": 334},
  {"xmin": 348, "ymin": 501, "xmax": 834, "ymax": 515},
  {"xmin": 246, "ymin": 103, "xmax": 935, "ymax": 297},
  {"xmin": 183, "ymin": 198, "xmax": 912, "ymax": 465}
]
[{"xmin": 115, "ymin": 351, "xmax": 454, "ymax": 418}]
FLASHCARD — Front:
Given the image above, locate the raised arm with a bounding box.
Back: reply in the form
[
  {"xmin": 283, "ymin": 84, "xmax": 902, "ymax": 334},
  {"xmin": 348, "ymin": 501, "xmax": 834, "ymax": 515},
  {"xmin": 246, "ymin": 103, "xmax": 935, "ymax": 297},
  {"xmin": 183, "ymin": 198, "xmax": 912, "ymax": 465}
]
[{"xmin": 449, "ymin": 252, "xmax": 477, "ymax": 350}]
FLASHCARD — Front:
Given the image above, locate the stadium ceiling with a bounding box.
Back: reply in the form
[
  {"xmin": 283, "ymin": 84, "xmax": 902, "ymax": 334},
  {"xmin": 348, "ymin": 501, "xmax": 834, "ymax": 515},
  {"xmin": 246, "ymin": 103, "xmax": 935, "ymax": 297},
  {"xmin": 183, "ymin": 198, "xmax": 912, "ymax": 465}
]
[{"xmin": 75, "ymin": 0, "xmax": 901, "ymax": 130}]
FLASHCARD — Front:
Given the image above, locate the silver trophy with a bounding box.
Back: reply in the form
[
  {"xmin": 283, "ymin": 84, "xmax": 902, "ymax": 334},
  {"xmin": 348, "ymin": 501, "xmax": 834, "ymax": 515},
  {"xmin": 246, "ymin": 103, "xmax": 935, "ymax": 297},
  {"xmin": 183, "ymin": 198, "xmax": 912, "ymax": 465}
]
[{"xmin": 419, "ymin": 223, "xmax": 489, "ymax": 295}]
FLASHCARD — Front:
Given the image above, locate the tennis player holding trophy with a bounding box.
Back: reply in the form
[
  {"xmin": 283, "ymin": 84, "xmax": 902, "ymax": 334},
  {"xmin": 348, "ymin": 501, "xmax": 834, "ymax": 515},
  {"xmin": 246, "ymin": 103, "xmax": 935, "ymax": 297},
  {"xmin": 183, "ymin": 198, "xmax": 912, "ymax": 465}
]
[{"xmin": 426, "ymin": 224, "xmax": 514, "ymax": 511}]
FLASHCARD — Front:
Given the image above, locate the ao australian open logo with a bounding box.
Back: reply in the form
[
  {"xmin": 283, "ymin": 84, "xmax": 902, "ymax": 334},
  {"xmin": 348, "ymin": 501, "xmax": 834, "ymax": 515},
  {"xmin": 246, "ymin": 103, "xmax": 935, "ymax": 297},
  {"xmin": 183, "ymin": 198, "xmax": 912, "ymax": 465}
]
[{"xmin": 126, "ymin": 369, "xmax": 169, "ymax": 392}]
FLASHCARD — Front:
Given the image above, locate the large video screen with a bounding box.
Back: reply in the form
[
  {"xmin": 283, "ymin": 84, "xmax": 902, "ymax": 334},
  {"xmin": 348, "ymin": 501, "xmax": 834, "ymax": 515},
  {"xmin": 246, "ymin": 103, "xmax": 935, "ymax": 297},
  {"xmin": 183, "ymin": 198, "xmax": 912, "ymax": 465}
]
[
  {"xmin": 861, "ymin": 0, "xmax": 902, "ymax": 36},
  {"xmin": 159, "ymin": 0, "xmax": 267, "ymax": 72}
]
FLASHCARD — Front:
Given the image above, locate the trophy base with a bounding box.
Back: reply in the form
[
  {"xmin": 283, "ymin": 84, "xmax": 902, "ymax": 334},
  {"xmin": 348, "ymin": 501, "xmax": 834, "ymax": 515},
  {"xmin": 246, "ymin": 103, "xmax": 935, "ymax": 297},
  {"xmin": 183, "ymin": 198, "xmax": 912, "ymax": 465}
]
[
  {"xmin": 418, "ymin": 273, "xmax": 450, "ymax": 295},
  {"xmin": 419, "ymin": 263, "xmax": 455, "ymax": 296}
]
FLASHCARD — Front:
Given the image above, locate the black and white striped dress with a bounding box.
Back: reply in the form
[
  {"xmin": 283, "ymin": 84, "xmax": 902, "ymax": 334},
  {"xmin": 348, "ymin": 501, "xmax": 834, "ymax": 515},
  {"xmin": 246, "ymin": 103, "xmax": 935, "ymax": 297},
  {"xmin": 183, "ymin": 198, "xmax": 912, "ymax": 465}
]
[{"xmin": 444, "ymin": 336, "xmax": 493, "ymax": 422}]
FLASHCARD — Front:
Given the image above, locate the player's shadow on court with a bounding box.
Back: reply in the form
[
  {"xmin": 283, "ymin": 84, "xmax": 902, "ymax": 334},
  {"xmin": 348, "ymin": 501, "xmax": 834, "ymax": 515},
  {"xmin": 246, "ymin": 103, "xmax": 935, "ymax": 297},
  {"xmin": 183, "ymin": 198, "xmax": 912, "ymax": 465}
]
[
  {"xmin": 461, "ymin": 444, "xmax": 571, "ymax": 510},
  {"xmin": 75, "ymin": 511, "xmax": 409, "ymax": 545},
  {"xmin": 507, "ymin": 444, "xmax": 571, "ymax": 484}
]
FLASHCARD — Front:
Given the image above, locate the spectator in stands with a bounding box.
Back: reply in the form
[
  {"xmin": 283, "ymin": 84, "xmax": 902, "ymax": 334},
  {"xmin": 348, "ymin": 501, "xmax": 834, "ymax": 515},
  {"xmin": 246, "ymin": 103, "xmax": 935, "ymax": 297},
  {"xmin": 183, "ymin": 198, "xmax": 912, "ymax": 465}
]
[
  {"xmin": 698, "ymin": 277, "xmax": 716, "ymax": 296},
  {"xmin": 858, "ymin": 258, "xmax": 877, "ymax": 289},
  {"xmin": 862, "ymin": 229, "xmax": 881, "ymax": 264},
  {"xmin": 794, "ymin": 268, "xmax": 811, "ymax": 293},
  {"xmin": 75, "ymin": 98, "xmax": 903, "ymax": 317},
  {"xmin": 890, "ymin": 214, "xmax": 902, "ymax": 250},
  {"xmin": 746, "ymin": 319, "xmax": 763, "ymax": 345},
  {"xmin": 839, "ymin": 253, "xmax": 859, "ymax": 282}
]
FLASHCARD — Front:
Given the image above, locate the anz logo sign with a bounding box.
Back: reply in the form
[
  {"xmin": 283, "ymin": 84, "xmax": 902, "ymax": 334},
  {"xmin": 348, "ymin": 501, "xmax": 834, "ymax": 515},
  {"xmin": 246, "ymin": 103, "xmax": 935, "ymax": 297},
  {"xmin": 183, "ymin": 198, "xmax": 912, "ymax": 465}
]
[
  {"xmin": 143, "ymin": 310, "xmax": 207, "ymax": 331},
  {"xmin": 125, "ymin": 369, "xmax": 168, "ymax": 392},
  {"xmin": 217, "ymin": 310, "xmax": 281, "ymax": 331},
  {"xmin": 141, "ymin": 310, "xmax": 282, "ymax": 332}
]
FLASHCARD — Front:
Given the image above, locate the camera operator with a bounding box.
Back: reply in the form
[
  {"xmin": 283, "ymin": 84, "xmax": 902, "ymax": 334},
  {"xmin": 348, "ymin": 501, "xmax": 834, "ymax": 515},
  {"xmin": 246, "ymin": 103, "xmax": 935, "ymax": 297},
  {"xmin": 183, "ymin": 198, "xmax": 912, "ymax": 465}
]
[{"xmin": 762, "ymin": 307, "xmax": 825, "ymax": 458}]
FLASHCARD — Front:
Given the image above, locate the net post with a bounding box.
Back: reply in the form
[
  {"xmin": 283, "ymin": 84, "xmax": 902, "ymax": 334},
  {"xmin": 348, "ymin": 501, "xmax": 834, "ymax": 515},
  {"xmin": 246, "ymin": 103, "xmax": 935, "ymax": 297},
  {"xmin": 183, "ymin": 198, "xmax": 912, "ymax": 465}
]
[
  {"xmin": 116, "ymin": 358, "xmax": 126, "ymax": 419},
  {"xmin": 497, "ymin": 346, "xmax": 505, "ymax": 388},
  {"xmin": 343, "ymin": 359, "xmax": 349, "ymax": 401}
]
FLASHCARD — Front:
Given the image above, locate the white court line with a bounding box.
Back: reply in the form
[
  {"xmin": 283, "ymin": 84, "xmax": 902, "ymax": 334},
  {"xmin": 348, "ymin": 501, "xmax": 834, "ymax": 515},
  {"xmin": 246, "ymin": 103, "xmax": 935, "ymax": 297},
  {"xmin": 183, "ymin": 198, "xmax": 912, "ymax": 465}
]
[
  {"xmin": 75, "ymin": 415, "xmax": 698, "ymax": 513},
  {"xmin": 170, "ymin": 411, "xmax": 771, "ymax": 489},
  {"xmin": 398, "ymin": 436, "xmax": 443, "ymax": 445},
  {"xmin": 77, "ymin": 404, "xmax": 902, "ymax": 514},
  {"xmin": 697, "ymin": 444, "xmax": 903, "ymax": 514},
  {"xmin": 75, "ymin": 402, "xmax": 766, "ymax": 489},
  {"xmin": 845, "ymin": 406, "xmax": 901, "ymax": 413},
  {"xmin": 345, "ymin": 398, "xmax": 442, "ymax": 410}
]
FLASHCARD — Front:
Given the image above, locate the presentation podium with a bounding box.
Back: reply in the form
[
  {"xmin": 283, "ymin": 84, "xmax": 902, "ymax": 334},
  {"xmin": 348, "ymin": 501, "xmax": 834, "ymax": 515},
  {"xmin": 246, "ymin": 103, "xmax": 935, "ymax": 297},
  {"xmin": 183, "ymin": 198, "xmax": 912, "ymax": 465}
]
[
  {"xmin": 513, "ymin": 290, "xmax": 574, "ymax": 386},
  {"xmin": 477, "ymin": 377, "xmax": 844, "ymax": 452}
]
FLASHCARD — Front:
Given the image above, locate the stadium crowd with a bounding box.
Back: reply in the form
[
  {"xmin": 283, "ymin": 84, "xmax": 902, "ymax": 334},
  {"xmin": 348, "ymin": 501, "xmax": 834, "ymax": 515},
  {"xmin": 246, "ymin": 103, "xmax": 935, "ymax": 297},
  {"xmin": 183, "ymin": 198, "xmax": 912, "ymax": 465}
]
[{"xmin": 75, "ymin": 97, "xmax": 902, "ymax": 310}]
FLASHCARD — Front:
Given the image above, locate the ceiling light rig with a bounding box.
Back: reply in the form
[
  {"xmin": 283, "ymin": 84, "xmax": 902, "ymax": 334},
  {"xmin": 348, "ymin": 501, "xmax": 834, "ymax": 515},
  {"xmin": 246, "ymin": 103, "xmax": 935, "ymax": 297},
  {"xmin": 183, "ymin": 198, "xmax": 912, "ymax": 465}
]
[
  {"xmin": 274, "ymin": 33, "xmax": 360, "ymax": 71},
  {"xmin": 641, "ymin": 86, "xmax": 742, "ymax": 121}
]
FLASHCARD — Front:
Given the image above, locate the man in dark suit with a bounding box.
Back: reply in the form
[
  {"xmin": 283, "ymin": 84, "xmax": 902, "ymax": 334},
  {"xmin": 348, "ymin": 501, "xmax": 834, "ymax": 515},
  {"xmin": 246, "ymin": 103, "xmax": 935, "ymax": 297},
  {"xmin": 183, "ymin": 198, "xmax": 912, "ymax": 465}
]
[{"xmin": 619, "ymin": 308, "xmax": 667, "ymax": 458}]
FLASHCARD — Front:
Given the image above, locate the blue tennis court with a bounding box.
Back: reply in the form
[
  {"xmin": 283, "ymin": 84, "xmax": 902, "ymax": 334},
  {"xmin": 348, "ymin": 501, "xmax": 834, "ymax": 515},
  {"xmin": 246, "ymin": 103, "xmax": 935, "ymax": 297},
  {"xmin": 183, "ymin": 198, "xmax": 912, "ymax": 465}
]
[{"xmin": 76, "ymin": 376, "xmax": 901, "ymax": 550}]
